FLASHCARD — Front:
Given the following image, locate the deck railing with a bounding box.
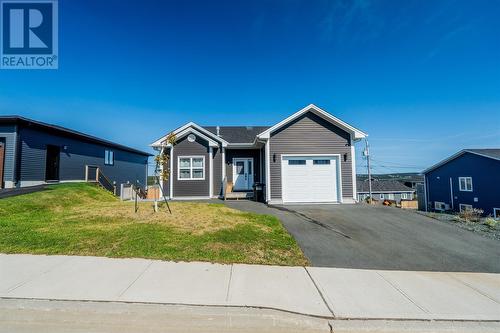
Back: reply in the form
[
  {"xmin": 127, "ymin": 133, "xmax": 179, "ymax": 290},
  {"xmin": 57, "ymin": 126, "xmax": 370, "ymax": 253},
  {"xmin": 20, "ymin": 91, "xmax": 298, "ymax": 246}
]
[{"xmin": 85, "ymin": 165, "xmax": 116, "ymax": 195}]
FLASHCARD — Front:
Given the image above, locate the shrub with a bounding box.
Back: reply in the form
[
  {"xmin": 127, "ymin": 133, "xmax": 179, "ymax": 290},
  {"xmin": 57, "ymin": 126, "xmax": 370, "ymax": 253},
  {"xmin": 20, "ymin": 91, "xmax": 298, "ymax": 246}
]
[
  {"xmin": 459, "ymin": 208, "xmax": 483, "ymax": 222},
  {"xmin": 484, "ymin": 217, "xmax": 498, "ymax": 229}
]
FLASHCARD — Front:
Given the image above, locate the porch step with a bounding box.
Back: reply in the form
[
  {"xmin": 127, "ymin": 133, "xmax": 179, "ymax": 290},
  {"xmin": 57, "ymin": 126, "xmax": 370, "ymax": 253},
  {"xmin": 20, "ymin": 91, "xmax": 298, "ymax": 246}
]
[{"xmin": 225, "ymin": 191, "xmax": 254, "ymax": 200}]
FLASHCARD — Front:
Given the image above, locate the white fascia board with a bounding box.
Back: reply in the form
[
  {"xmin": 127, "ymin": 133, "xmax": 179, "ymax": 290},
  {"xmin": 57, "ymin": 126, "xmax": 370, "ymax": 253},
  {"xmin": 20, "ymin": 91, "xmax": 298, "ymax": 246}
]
[
  {"xmin": 257, "ymin": 104, "xmax": 368, "ymax": 140},
  {"xmin": 150, "ymin": 122, "xmax": 228, "ymax": 147}
]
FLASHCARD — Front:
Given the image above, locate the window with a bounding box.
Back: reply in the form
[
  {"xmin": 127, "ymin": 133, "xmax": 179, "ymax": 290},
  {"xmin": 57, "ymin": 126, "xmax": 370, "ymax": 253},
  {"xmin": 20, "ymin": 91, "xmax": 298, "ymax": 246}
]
[
  {"xmin": 401, "ymin": 193, "xmax": 408, "ymax": 199},
  {"xmin": 434, "ymin": 201, "xmax": 446, "ymax": 211},
  {"xmin": 104, "ymin": 150, "xmax": 114, "ymax": 165},
  {"xmin": 313, "ymin": 159, "xmax": 331, "ymax": 165},
  {"xmin": 459, "ymin": 177, "xmax": 473, "ymax": 192},
  {"xmin": 288, "ymin": 160, "xmax": 306, "ymax": 165},
  {"xmin": 178, "ymin": 156, "xmax": 204, "ymax": 180},
  {"xmin": 387, "ymin": 193, "xmax": 395, "ymax": 200},
  {"xmin": 494, "ymin": 208, "xmax": 500, "ymax": 220},
  {"xmin": 379, "ymin": 194, "xmax": 384, "ymax": 200},
  {"xmin": 459, "ymin": 204, "xmax": 473, "ymax": 212}
]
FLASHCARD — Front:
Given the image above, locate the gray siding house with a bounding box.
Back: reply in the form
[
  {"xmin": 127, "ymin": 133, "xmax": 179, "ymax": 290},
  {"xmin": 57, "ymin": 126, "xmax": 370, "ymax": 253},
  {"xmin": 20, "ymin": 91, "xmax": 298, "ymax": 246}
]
[
  {"xmin": 423, "ymin": 149, "xmax": 500, "ymax": 217},
  {"xmin": 151, "ymin": 104, "xmax": 367, "ymax": 204},
  {"xmin": 357, "ymin": 180, "xmax": 415, "ymax": 203},
  {"xmin": 0, "ymin": 116, "xmax": 150, "ymax": 194}
]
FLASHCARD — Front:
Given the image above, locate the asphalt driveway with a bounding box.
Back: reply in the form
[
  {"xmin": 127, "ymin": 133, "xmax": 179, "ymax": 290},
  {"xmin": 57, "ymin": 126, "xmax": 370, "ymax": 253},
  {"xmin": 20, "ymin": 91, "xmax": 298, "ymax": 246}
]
[{"xmin": 225, "ymin": 201, "xmax": 500, "ymax": 272}]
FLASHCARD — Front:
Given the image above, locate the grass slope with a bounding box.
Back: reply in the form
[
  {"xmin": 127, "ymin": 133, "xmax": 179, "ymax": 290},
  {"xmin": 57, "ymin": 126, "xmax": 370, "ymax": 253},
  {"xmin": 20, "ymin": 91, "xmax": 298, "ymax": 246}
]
[{"xmin": 0, "ymin": 183, "xmax": 307, "ymax": 266}]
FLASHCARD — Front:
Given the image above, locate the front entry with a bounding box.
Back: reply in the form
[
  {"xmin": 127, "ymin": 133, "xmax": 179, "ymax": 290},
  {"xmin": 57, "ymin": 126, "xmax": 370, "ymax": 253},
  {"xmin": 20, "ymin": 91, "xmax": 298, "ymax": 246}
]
[
  {"xmin": 45, "ymin": 145, "xmax": 60, "ymax": 181},
  {"xmin": 232, "ymin": 158, "xmax": 254, "ymax": 191}
]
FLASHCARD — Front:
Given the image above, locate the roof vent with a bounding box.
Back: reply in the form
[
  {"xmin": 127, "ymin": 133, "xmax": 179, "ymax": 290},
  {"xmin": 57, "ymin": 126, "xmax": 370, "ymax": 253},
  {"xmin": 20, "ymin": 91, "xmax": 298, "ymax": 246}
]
[
  {"xmin": 216, "ymin": 126, "xmax": 220, "ymax": 136},
  {"xmin": 246, "ymin": 126, "xmax": 253, "ymax": 130}
]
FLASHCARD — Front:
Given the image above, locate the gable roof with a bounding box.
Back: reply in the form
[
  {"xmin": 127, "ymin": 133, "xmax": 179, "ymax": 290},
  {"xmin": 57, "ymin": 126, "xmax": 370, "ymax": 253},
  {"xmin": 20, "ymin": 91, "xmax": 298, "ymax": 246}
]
[
  {"xmin": 150, "ymin": 122, "xmax": 229, "ymax": 148},
  {"xmin": 357, "ymin": 180, "xmax": 414, "ymax": 193},
  {"xmin": 0, "ymin": 116, "xmax": 152, "ymax": 156},
  {"xmin": 203, "ymin": 126, "xmax": 270, "ymax": 144},
  {"xmin": 257, "ymin": 104, "xmax": 367, "ymax": 140},
  {"xmin": 422, "ymin": 148, "xmax": 500, "ymax": 174}
]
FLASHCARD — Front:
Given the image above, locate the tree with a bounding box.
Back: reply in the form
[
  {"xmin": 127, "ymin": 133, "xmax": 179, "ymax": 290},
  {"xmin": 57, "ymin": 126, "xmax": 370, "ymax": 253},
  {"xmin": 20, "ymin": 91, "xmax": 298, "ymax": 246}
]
[{"xmin": 153, "ymin": 132, "xmax": 176, "ymax": 213}]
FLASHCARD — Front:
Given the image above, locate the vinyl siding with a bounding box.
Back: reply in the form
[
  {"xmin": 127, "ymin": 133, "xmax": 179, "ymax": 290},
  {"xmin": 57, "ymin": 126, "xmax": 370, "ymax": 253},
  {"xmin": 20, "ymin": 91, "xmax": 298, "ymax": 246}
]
[
  {"xmin": 212, "ymin": 147, "xmax": 222, "ymax": 197},
  {"xmin": 425, "ymin": 152, "xmax": 500, "ymax": 216},
  {"xmin": 172, "ymin": 136, "xmax": 210, "ymax": 197},
  {"xmin": 0, "ymin": 124, "xmax": 17, "ymax": 184},
  {"xmin": 269, "ymin": 111, "xmax": 353, "ymax": 200},
  {"xmin": 18, "ymin": 126, "xmax": 148, "ymax": 194}
]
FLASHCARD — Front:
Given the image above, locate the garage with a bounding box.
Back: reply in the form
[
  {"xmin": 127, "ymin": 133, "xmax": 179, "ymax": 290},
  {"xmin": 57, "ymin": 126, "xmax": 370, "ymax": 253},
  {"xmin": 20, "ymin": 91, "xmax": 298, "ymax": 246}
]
[{"xmin": 281, "ymin": 155, "xmax": 341, "ymax": 203}]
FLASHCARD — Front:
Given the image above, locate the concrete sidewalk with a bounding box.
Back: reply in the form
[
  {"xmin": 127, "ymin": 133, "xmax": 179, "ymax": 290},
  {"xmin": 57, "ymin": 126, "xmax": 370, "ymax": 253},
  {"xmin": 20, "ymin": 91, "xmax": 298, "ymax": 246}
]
[{"xmin": 1, "ymin": 254, "xmax": 500, "ymax": 321}]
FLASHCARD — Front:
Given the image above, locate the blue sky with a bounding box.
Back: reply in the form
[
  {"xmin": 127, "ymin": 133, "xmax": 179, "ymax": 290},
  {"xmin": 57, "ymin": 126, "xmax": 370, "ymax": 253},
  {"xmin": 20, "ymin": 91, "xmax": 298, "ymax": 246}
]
[{"xmin": 1, "ymin": 0, "xmax": 499, "ymax": 173}]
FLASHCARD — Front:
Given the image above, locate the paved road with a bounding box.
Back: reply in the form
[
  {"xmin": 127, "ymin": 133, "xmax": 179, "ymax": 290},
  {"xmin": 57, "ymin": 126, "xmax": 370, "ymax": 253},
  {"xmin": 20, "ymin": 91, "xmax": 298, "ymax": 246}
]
[{"xmin": 226, "ymin": 202, "xmax": 500, "ymax": 272}]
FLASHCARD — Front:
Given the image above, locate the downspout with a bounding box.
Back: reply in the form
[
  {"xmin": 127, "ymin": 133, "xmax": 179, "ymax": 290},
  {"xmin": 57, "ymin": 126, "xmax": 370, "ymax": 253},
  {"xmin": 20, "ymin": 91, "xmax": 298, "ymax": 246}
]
[
  {"xmin": 424, "ymin": 174, "xmax": 428, "ymax": 212},
  {"xmin": 449, "ymin": 177, "xmax": 454, "ymax": 210}
]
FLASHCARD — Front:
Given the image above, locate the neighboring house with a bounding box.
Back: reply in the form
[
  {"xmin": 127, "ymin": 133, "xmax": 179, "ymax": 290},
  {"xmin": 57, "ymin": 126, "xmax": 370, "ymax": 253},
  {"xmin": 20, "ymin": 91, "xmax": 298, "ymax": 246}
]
[
  {"xmin": 150, "ymin": 104, "xmax": 367, "ymax": 204},
  {"xmin": 0, "ymin": 116, "xmax": 151, "ymax": 194},
  {"xmin": 422, "ymin": 149, "xmax": 500, "ymax": 218},
  {"xmin": 357, "ymin": 180, "xmax": 415, "ymax": 203}
]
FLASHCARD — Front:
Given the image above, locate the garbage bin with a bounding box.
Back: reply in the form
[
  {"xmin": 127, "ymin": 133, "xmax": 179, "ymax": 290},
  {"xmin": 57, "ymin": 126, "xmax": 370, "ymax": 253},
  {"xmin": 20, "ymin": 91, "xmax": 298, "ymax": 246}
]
[{"xmin": 253, "ymin": 183, "xmax": 265, "ymax": 202}]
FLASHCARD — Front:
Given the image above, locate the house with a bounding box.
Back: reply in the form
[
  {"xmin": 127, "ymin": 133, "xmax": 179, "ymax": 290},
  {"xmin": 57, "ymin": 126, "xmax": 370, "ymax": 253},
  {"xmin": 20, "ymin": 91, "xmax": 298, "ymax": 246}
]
[
  {"xmin": 150, "ymin": 104, "xmax": 367, "ymax": 204},
  {"xmin": 357, "ymin": 179, "xmax": 415, "ymax": 203},
  {"xmin": 0, "ymin": 116, "xmax": 151, "ymax": 194},
  {"xmin": 422, "ymin": 149, "xmax": 500, "ymax": 218}
]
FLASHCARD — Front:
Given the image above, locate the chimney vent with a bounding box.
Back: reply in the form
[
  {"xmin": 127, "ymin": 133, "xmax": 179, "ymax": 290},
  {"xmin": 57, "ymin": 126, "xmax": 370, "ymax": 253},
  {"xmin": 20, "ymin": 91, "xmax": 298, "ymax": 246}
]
[{"xmin": 216, "ymin": 126, "xmax": 220, "ymax": 136}]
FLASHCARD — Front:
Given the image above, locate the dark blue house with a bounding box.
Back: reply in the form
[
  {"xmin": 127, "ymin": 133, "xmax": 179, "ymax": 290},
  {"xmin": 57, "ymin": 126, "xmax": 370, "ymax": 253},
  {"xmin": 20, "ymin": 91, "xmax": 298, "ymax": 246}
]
[
  {"xmin": 423, "ymin": 149, "xmax": 500, "ymax": 218},
  {"xmin": 0, "ymin": 116, "xmax": 151, "ymax": 195}
]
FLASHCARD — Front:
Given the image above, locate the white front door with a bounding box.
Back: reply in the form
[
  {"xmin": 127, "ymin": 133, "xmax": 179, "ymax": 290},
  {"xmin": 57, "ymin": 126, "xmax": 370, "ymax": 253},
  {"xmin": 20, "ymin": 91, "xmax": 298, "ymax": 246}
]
[
  {"xmin": 233, "ymin": 158, "xmax": 254, "ymax": 191},
  {"xmin": 282, "ymin": 155, "xmax": 341, "ymax": 203}
]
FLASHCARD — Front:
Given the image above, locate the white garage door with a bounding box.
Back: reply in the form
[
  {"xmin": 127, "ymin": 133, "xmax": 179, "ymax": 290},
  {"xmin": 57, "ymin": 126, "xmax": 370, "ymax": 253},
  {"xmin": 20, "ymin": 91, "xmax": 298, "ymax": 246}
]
[{"xmin": 282, "ymin": 155, "xmax": 341, "ymax": 203}]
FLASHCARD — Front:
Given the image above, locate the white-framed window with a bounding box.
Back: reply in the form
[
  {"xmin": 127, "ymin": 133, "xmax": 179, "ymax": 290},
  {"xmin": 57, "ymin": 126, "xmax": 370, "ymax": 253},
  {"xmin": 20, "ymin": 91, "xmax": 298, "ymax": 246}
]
[
  {"xmin": 459, "ymin": 203, "xmax": 473, "ymax": 212},
  {"xmin": 494, "ymin": 208, "xmax": 500, "ymax": 220},
  {"xmin": 434, "ymin": 201, "xmax": 446, "ymax": 211},
  {"xmin": 401, "ymin": 193, "xmax": 408, "ymax": 199},
  {"xmin": 379, "ymin": 194, "xmax": 384, "ymax": 200},
  {"xmin": 104, "ymin": 150, "xmax": 114, "ymax": 166},
  {"xmin": 387, "ymin": 193, "xmax": 395, "ymax": 200},
  {"xmin": 178, "ymin": 156, "xmax": 205, "ymax": 180},
  {"xmin": 458, "ymin": 177, "xmax": 473, "ymax": 192}
]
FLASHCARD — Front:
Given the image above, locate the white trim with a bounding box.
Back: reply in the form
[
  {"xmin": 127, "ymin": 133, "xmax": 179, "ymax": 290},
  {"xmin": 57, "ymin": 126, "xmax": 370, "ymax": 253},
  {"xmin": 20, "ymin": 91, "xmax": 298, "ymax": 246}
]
[
  {"xmin": 150, "ymin": 122, "xmax": 228, "ymax": 147},
  {"xmin": 232, "ymin": 157, "xmax": 254, "ymax": 191},
  {"xmin": 493, "ymin": 208, "xmax": 500, "ymax": 219},
  {"xmin": 209, "ymin": 147, "xmax": 213, "ymax": 197},
  {"xmin": 221, "ymin": 148, "xmax": 226, "ymax": 180},
  {"xmin": 350, "ymin": 141, "xmax": 357, "ymax": 201},
  {"xmin": 459, "ymin": 203, "xmax": 473, "ymax": 212},
  {"xmin": 170, "ymin": 146, "xmax": 174, "ymax": 197},
  {"xmin": 280, "ymin": 154, "xmax": 342, "ymax": 204},
  {"xmin": 423, "ymin": 149, "xmax": 500, "ymax": 174},
  {"xmin": 257, "ymin": 104, "xmax": 367, "ymax": 140},
  {"xmin": 177, "ymin": 156, "xmax": 206, "ymax": 181},
  {"xmin": 458, "ymin": 176, "xmax": 473, "ymax": 192},
  {"xmin": 265, "ymin": 139, "xmax": 271, "ymax": 202}
]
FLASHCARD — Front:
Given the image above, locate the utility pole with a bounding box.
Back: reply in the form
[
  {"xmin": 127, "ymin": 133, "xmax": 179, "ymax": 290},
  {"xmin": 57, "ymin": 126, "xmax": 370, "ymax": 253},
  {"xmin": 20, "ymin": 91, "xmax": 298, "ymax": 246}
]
[{"xmin": 364, "ymin": 139, "xmax": 373, "ymax": 204}]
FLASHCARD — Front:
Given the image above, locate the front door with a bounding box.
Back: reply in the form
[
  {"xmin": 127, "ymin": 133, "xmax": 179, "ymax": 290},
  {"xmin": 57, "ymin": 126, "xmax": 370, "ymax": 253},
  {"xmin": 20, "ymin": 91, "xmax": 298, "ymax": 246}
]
[
  {"xmin": 45, "ymin": 145, "xmax": 60, "ymax": 181},
  {"xmin": 233, "ymin": 158, "xmax": 254, "ymax": 191}
]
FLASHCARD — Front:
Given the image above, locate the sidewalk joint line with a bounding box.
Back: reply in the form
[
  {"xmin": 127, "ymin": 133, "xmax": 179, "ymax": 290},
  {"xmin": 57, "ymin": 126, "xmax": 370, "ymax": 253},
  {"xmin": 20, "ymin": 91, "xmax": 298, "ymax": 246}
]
[
  {"xmin": 225, "ymin": 264, "xmax": 234, "ymax": 302},
  {"xmin": 447, "ymin": 273, "xmax": 500, "ymax": 305},
  {"xmin": 117, "ymin": 261, "xmax": 153, "ymax": 299},
  {"xmin": 6, "ymin": 256, "xmax": 74, "ymax": 294},
  {"xmin": 304, "ymin": 267, "xmax": 336, "ymax": 318},
  {"xmin": 375, "ymin": 271, "xmax": 430, "ymax": 314}
]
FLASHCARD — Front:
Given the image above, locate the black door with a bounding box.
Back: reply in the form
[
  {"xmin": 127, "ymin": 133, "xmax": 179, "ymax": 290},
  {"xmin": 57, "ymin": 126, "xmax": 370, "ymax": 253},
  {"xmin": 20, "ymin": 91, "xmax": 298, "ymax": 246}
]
[
  {"xmin": 0, "ymin": 140, "xmax": 5, "ymax": 188},
  {"xmin": 45, "ymin": 145, "xmax": 60, "ymax": 181}
]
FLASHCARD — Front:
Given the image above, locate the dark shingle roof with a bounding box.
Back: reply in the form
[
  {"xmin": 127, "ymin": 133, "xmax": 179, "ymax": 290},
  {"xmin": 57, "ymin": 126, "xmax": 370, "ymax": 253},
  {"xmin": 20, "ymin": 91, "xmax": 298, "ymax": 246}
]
[
  {"xmin": 203, "ymin": 126, "xmax": 270, "ymax": 144},
  {"xmin": 357, "ymin": 180, "xmax": 414, "ymax": 193},
  {"xmin": 0, "ymin": 116, "xmax": 152, "ymax": 156},
  {"xmin": 466, "ymin": 149, "xmax": 500, "ymax": 160}
]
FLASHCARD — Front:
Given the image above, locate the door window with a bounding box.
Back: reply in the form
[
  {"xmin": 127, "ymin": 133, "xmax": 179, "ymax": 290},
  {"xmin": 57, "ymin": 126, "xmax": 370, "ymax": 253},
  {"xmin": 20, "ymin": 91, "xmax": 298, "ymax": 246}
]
[{"xmin": 236, "ymin": 161, "xmax": 245, "ymax": 174}]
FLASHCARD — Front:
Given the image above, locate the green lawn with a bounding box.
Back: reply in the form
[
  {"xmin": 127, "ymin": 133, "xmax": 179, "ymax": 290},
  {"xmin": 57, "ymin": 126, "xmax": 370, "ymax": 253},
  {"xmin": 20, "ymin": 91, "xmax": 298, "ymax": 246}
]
[{"xmin": 0, "ymin": 183, "xmax": 308, "ymax": 266}]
